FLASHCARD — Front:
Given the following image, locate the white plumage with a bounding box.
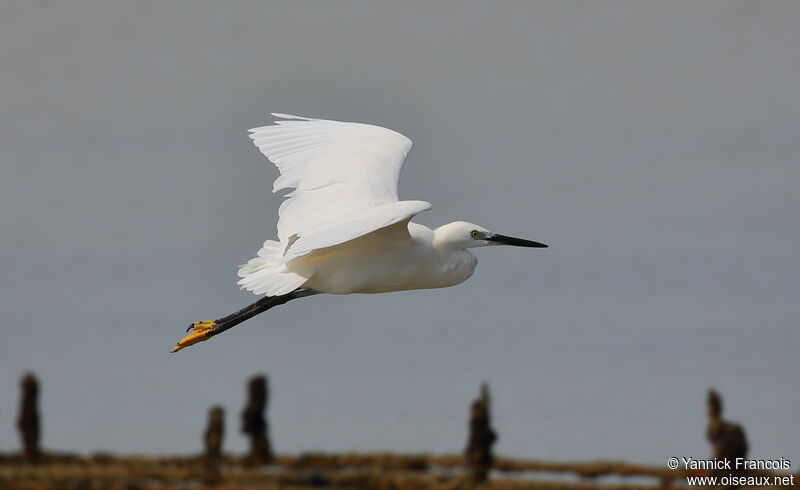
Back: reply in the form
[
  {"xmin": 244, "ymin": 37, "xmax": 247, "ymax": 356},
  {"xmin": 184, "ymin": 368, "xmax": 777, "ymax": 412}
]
[
  {"xmin": 236, "ymin": 113, "xmax": 544, "ymax": 297},
  {"xmin": 237, "ymin": 114, "xmax": 429, "ymax": 296},
  {"xmin": 249, "ymin": 113, "xmax": 421, "ymax": 242}
]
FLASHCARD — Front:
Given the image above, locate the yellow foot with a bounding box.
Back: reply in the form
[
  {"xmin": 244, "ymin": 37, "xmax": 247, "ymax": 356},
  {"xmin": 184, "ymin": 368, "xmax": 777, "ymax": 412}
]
[{"xmin": 171, "ymin": 320, "xmax": 217, "ymax": 353}]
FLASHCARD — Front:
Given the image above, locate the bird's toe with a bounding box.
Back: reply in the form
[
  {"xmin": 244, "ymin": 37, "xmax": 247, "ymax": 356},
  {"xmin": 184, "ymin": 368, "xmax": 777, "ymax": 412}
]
[{"xmin": 171, "ymin": 320, "xmax": 218, "ymax": 353}]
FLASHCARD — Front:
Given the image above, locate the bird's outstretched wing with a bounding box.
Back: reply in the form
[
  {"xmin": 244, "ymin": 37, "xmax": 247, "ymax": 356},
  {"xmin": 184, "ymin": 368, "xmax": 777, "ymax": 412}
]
[{"xmin": 248, "ymin": 114, "xmax": 431, "ymax": 258}]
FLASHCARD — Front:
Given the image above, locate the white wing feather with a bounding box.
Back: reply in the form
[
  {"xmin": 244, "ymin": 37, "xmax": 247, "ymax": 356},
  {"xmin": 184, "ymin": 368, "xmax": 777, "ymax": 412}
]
[
  {"xmin": 249, "ymin": 113, "xmax": 428, "ymax": 245},
  {"xmin": 238, "ymin": 114, "xmax": 431, "ymax": 296}
]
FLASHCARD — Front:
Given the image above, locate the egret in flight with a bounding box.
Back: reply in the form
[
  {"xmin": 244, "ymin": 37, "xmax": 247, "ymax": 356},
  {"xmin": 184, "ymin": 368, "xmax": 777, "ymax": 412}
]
[{"xmin": 172, "ymin": 114, "xmax": 547, "ymax": 352}]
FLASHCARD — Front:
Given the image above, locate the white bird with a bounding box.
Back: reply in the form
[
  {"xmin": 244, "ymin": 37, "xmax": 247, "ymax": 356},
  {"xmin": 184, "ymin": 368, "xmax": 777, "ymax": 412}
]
[{"xmin": 172, "ymin": 114, "xmax": 547, "ymax": 352}]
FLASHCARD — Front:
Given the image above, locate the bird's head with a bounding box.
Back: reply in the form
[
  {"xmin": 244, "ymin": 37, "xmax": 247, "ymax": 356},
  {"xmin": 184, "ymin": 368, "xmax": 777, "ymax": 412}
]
[{"xmin": 434, "ymin": 221, "xmax": 548, "ymax": 250}]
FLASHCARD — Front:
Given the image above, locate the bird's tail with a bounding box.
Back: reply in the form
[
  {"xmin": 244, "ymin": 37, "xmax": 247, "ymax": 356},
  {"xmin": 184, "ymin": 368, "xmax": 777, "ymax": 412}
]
[{"xmin": 237, "ymin": 240, "xmax": 308, "ymax": 296}]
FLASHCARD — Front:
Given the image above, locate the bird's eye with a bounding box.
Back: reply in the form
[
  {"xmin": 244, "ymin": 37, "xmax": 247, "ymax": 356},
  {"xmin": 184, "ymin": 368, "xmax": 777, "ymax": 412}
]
[{"xmin": 471, "ymin": 230, "xmax": 481, "ymax": 239}]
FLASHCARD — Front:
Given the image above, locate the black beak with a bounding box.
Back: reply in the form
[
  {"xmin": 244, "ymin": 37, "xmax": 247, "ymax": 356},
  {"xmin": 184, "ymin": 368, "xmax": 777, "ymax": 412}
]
[{"xmin": 485, "ymin": 234, "xmax": 548, "ymax": 248}]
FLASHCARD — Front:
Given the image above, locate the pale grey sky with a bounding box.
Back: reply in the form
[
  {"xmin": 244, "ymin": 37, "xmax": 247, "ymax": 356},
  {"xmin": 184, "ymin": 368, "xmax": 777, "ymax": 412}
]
[{"xmin": 1, "ymin": 1, "xmax": 798, "ymax": 463}]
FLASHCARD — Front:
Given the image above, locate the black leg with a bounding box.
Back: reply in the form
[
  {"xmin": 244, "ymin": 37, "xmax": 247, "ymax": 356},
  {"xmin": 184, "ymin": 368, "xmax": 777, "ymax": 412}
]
[{"xmin": 171, "ymin": 290, "xmax": 321, "ymax": 352}]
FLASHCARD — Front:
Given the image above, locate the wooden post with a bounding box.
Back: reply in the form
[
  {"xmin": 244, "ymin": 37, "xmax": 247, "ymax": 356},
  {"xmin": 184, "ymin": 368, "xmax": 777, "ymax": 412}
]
[
  {"xmin": 16, "ymin": 373, "xmax": 41, "ymax": 464},
  {"xmin": 707, "ymin": 389, "xmax": 748, "ymax": 488},
  {"xmin": 241, "ymin": 375, "xmax": 273, "ymax": 465},
  {"xmin": 204, "ymin": 405, "xmax": 225, "ymax": 461},
  {"xmin": 202, "ymin": 405, "xmax": 225, "ymax": 483},
  {"xmin": 464, "ymin": 382, "xmax": 496, "ymax": 484}
]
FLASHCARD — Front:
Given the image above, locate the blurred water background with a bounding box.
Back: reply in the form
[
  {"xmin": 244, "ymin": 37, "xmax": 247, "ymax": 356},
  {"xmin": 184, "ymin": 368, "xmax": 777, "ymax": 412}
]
[{"xmin": 1, "ymin": 1, "xmax": 798, "ymax": 463}]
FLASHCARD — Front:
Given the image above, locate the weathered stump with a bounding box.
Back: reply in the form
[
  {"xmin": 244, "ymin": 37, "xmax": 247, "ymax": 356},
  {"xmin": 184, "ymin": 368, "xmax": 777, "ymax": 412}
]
[
  {"xmin": 707, "ymin": 389, "xmax": 748, "ymax": 489},
  {"xmin": 204, "ymin": 405, "xmax": 225, "ymax": 460},
  {"xmin": 203, "ymin": 405, "xmax": 225, "ymax": 482},
  {"xmin": 242, "ymin": 375, "xmax": 273, "ymax": 465},
  {"xmin": 464, "ymin": 382, "xmax": 497, "ymax": 484},
  {"xmin": 17, "ymin": 373, "xmax": 40, "ymax": 464}
]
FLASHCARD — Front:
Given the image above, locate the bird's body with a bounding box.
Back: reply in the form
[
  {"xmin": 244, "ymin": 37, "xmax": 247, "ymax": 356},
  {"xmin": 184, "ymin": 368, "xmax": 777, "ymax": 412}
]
[
  {"xmin": 172, "ymin": 114, "xmax": 546, "ymax": 352},
  {"xmin": 295, "ymin": 222, "xmax": 478, "ymax": 294}
]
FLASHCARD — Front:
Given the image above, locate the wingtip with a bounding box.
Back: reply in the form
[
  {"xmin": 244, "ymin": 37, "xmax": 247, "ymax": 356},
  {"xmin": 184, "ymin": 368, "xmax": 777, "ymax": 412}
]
[
  {"xmin": 247, "ymin": 113, "xmax": 315, "ymax": 133},
  {"xmin": 271, "ymin": 113, "xmax": 313, "ymax": 121}
]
